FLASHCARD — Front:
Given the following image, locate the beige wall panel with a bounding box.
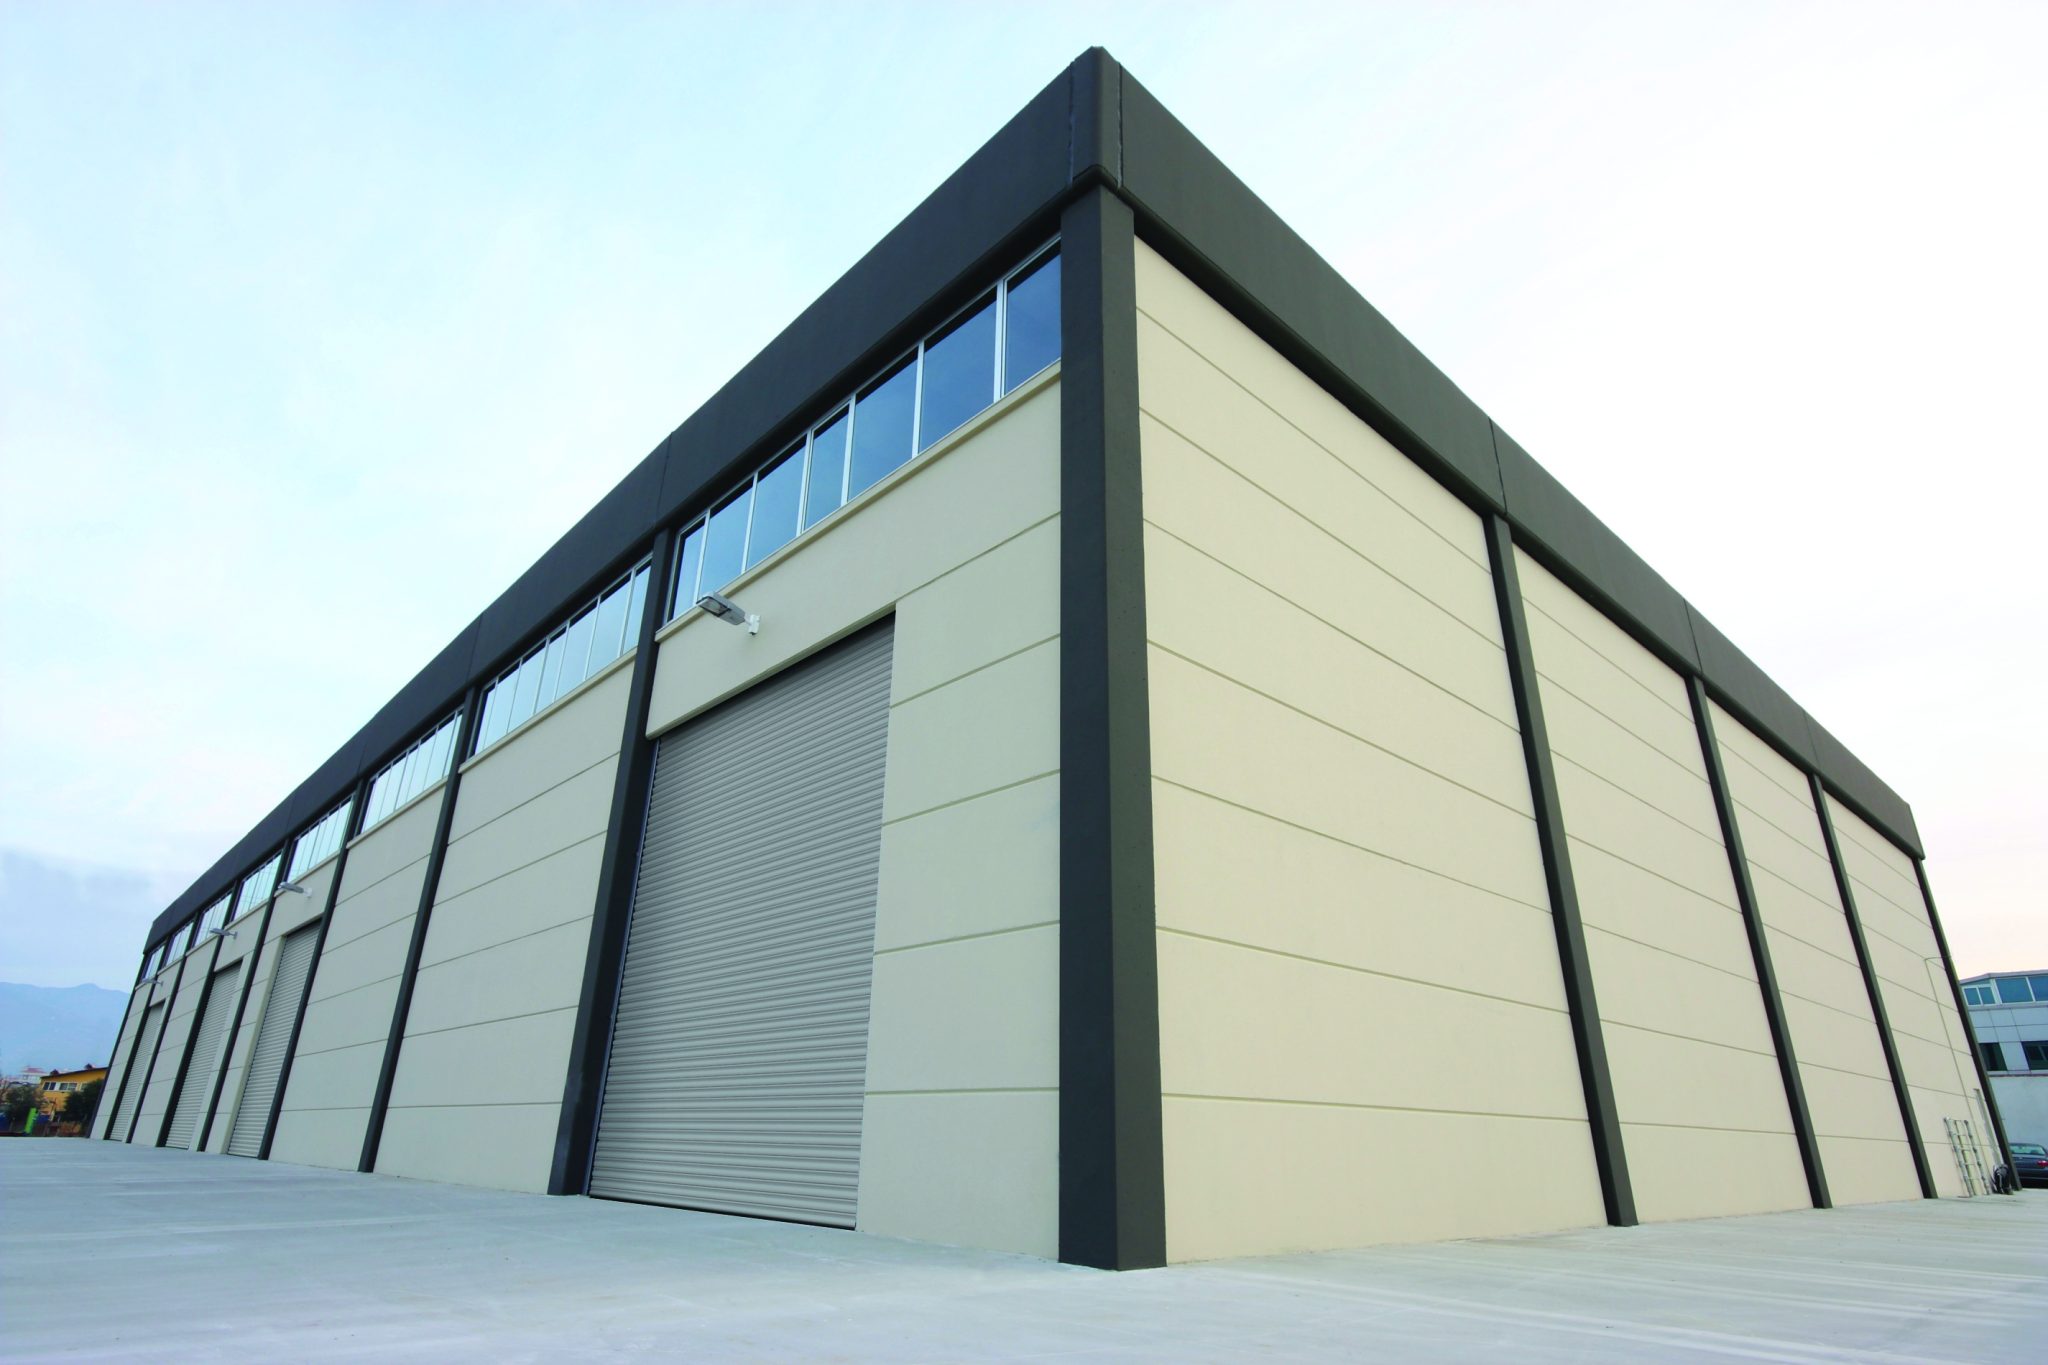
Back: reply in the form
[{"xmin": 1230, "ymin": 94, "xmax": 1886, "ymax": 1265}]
[
  {"xmin": 1159, "ymin": 931, "xmax": 1585, "ymax": 1118},
  {"xmin": 436, "ymin": 758, "xmax": 616, "ymax": 903},
  {"xmin": 1816, "ymin": 1135, "xmax": 1923, "ymax": 1206},
  {"xmin": 1799, "ymin": 1062, "xmax": 1921, "ymax": 1142},
  {"xmin": 1770, "ymin": 933, "xmax": 1887, "ymax": 1024},
  {"xmin": 321, "ymin": 863, "xmax": 430, "ymax": 958},
  {"xmin": 1162, "ymin": 1100, "xmax": 1604, "ymax": 1261},
  {"xmin": 373, "ymin": 1102, "xmax": 561, "ymax": 1194},
  {"xmin": 864, "ymin": 928, "xmax": 1058, "ymax": 1093},
  {"xmin": 1152, "ymin": 783, "xmax": 1559, "ymax": 1009},
  {"xmin": 1134, "ymin": 314, "xmax": 1498, "ymax": 641},
  {"xmin": 1144, "ymin": 527, "xmax": 1531, "ymax": 810},
  {"xmin": 339, "ymin": 785, "xmax": 445, "ymax": 891},
  {"xmin": 1138, "ymin": 245, "xmax": 1598, "ymax": 1259},
  {"xmin": 856, "ymin": 1091, "xmax": 1057, "ymax": 1257},
  {"xmin": 1133, "ymin": 241, "xmax": 1487, "ymax": 566},
  {"xmin": 1151, "ymin": 649, "xmax": 1544, "ymax": 905},
  {"xmin": 1561, "ymin": 842, "xmax": 1755, "ymax": 979},
  {"xmin": 385, "ymin": 1007, "xmax": 577, "ymax": 1110},
  {"xmin": 1779, "ymin": 994, "xmax": 1894, "ymax": 1081},
  {"xmin": 1618, "ymin": 1124, "xmax": 1811, "ymax": 1221},
  {"xmin": 92, "ymin": 991, "xmax": 148, "ymax": 1138},
  {"xmin": 400, "ymin": 916, "xmax": 591, "ymax": 1038},
  {"xmin": 1585, "ymin": 930, "xmax": 1774, "ymax": 1056},
  {"xmin": 268, "ymin": 1103, "xmax": 373, "ymax": 1172},
  {"xmin": 646, "ymin": 380, "xmax": 1060, "ymax": 738},
  {"xmin": 1602, "ymin": 1024, "xmax": 1793, "ymax": 1136},
  {"xmin": 1141, "ymin": 416, "xmax": 1513, "ymax": 722},
  {"xmin": 1516, "ymin": 549, "xmax": 1808, "ymax": 1220},
  {"xmin": 134, "ymin": 941, "xmax": 221, "ymax": 1140},
  {"xmin": 421, "ymin": 835, "xmax": 606, "ymax": 968},
  {"xmin": 889, "ymin": 516, "xmax": 1060, "ymax": 705},
  {"xmin": 880, "ymin": 640, "xmax": 1058, "ymax": 823},
  {"xmin": 452, "ymin": 662, "xmax": 630, "ymax": 838},
  {"xmin": 1551, "ymin": 764, "xmax": 1738, "ymax": 915},
  {"xmin": 1516, "ymin": 559, "xmax": 1694, "ymax": 738},
  {"xmin": 873, "ymin": 775, "xmax": 1058, "ymax": 952},
  {"xmin": 264, "ymin": 856, "xmax": 339, "ymax": 940},
  {"xmin": 304, "ymin": 916, "xmax": 414, "ymax": 1009},
  {"xmin": 293, "ymin": 972, "xmax": 402, "ymax": 1055}
]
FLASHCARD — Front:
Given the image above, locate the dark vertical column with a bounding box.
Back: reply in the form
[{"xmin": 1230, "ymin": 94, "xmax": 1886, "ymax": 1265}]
[
  {"xmin": 549, "ymin": 530, "xmax": 678, "ymax": 1196},
  {"xmin": 359, "ymin": 690, "xmax": 482, "ymax": 1173},
  {"xmin": 1058, "ymin": 185, "xmax": 1165, "ymax": 1271},
  {"xmin": 1484, "ymin": 516, "xmax": 1637, "ymax": 1227},
  {"xmin": 258, "ymin": 777, "xmax": 374, "ymax": 1160},
  {"xmin": 198, "ymin": 875, "xmax": 293, "ymax": 1149},
  {"xmin": 1811, "ymin": 774, "xmax": 1937, "ymax": 1199},
  {"xmin": 1688, "ymin": 680, "xmax": 1829, "ymax": 1208},
  {"xmin": 151, "ymin": 937, "xmax": 226, "ymax": 1148},
  {"xmin": 1915, "ymin": 859, "xmax": 2013, "ymax": 1170},
  {"xmin": 122, "ymin": 948, "xmax": 190, "ymax": 1144}
]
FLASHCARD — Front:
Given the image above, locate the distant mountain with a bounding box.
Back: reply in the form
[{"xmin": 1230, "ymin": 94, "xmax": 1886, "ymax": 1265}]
[{"xmin": 0, "ymin": 981, "xmax": 128, "ymax": 1075}]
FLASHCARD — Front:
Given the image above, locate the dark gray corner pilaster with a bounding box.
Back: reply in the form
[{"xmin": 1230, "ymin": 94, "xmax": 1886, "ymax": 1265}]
[
  {"xmin": 1484, "ymin": 514, "xmax": 1637, "ymax": 1227},
  {"xmin": 1914, "ymin": 860, "xmax": 2012, "ymax": 1170},
  {"xmin": 358, "ymin": 693, "xmax": 482, "ymax": 1174},
  {"xmin": 1811, "ymin": 774, "xmax": 1937, "ymax": 1199},
  {"xmin": 548, "ymin": 528, "xmax": 678, "ymax": 1197},
  {"xmin": 1689, "ymin": 678, "xmax": 1829, "ymax": 1208},
  {"xmin": 258, "ymin": 776, "xmax": 374, "ymax": 1160},
  {"xmin": 1058, "ymin": 184, "xmax": 1166, "ymax": 1271}
]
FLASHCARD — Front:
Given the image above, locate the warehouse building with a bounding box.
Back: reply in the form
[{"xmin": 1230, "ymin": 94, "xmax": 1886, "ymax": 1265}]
[
  {"xmin": 1961, "ymin": 971, "xmax": 2048, "ymax": 1150},
  {"xmin": 90, "ymin": 50, "xmax": 2009, "ymax": 1268}
]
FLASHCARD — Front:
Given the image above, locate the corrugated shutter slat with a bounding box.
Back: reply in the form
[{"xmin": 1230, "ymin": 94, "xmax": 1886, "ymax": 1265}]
[
  {"xmin": 164, "ymin": 964, "xmax": 241, "ymax": 1149},
  {"xmin": 226, "ymin": 926, "xmax": 318, "ymax": 1157},
  {"xmin": 590, "ymin": 622, "xmax": 892, "ymax": 1227}
]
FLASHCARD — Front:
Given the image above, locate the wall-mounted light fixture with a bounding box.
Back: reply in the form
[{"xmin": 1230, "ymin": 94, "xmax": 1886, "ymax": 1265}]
[
  {"xmin": 698, "ymin": 592, "xmax": 759, "ymax": 635},
  {"xmin": 277, "ymin": 882, "xmax": 309, "ymax": 897}
]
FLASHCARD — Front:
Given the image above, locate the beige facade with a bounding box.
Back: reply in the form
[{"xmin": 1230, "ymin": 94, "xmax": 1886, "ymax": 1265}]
[
  {"xmin": 643, "ymin": 369, "xmax": 1063, "ymax": 1259},
  {"xmin": 375, "ymin": 656, "xmax": 632, "ymax": 1192},
  {"xmin": 269, "ymin": 784, "xmax": 447, "ymax": 1169},
  {"xmin": 1827, "ymin": 797, "xmax": 1987, "ymax": 1195},
  {"xmin": 1134, "ymin": 241, "xmax": 1604, "ymax": 1261},
  {"xmin": 129, "ymin": 938, "xmax": 222, "ymax": 1146},
  {"xmin": 92, "ymin": 991, "xmax": 148, "ymax": 1139},
  {"xmin": 1708, "ymin": 705, "xmax": 1922, "ymax": 1204}
]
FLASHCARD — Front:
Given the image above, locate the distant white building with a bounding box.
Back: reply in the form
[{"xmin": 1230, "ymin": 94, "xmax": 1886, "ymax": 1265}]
[{"xmin": 1961, "ymin": 971, "xmax": 2048, "ymax": 1146}]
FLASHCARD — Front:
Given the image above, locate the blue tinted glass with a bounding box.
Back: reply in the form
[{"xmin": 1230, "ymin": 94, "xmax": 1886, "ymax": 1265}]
[
  {"xmin": 558, "ymin": 608, "xmax": 596, "ymax": 694},
  {"xmin": 672, "ymin": 524, "xmax": 705, "ymax": 617},
  {"xmin": 506, "ymin": 652, "xmax": 543, "ymax": 731},
  {"xmin": 622, "ymin": 565, "xmax": 650, "ymax": 649},
  {"xmin": 920, "ymin": 294, "xmax": 997, "ymax": 450},
  {"xmin": 747, "ymin": 448, "xmax": 804, "ymax": 567},
  {"xmin": 476, "ymin": 684, "xmax": 508, "ymax": 752},
  {"xmin": 1998, "ymin": 977, "xmax": 2033, "ymax": 1003},
  {"xmin": 847, "ymin": 360, "xmax": 915, "ymax": 499},
  {"xmin": 803, "ymin": 411, "xmax": 849, "ymax": 528},
  {"xmin": 1003, "ymin": 250, "xmax": 1060, "ymax": 392},
  {"xmin": 2030, "ymin": 975, "xmax": 2048, "ymax": 1001},
  {"xmin": 534, "ymin": 633, "xmax": 567, "ymax": 711},
  {"xmin": 588, "ymin": 581, "xmax": 630, "ymax": 672},
  {"xmin": 700, "ymin": 487, "xmax": 750, "ymax": 593}
]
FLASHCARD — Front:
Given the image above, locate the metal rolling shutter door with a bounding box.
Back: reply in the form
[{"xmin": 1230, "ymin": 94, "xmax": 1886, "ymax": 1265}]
[
  {"xmin": 590, "ymin": 621, "xmax": 893, "ymax": 1226},
  {"xmin": 110, "ymin": 1004, "xmax": 165, "ymax": 1143},
  {"xmin": 226, "ymin": 927, "xmax": 318, "ymax": 1157},
  {"xmin": 164, "ymin": 964, "xmax": 241, "ymax": 1149}
]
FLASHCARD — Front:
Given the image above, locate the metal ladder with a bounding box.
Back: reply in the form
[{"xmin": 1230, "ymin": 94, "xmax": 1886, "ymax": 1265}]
[{"xmin": 1945, "ymin": 1117, "xmax": 1989, "ymax": 1196}]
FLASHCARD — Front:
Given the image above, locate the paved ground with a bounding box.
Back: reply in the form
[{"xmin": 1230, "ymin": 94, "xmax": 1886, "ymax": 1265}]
[{"xmin": 6, "ymin": 1140, "xmax": 2044, "ymax": 1361}]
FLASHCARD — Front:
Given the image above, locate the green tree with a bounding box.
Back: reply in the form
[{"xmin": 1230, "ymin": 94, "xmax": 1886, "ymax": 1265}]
[
  {"xmin": 64, "ymin": 1079, "xmax": 105, "ymax": 1130},
  {"xmin": 1, "ymin": 1083, "xmax": 35, "ymax": 1131}
]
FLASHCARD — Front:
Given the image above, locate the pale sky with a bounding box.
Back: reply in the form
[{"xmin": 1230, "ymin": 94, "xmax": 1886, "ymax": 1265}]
[{"xmin": 3, "ymin": 1, "xmax": 2042, "ymax": 991}]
